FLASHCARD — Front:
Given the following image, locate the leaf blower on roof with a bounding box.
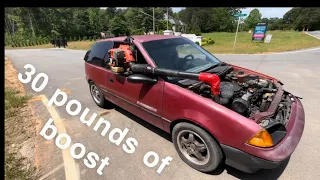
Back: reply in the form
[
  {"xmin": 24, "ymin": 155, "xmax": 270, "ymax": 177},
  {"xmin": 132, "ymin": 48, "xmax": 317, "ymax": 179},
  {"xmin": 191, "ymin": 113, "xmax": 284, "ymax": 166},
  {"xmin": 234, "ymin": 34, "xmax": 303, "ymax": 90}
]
[{"xmin": 107, "ymin": 37, "xmax": 221, "ymax": 103}]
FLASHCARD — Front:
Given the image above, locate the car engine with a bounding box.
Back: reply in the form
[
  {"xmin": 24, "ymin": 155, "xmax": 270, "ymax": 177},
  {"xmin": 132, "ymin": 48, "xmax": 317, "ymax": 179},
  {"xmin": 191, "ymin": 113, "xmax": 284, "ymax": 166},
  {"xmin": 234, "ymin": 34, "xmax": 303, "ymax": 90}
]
[{"xmin": 186, "ymin": 68, "xmax": 293, "ymax": 127}]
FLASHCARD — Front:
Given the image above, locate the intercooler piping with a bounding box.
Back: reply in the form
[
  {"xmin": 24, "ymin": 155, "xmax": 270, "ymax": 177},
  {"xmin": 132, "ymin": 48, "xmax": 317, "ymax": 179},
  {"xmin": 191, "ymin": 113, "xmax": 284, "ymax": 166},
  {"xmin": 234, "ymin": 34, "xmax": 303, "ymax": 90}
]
[{"xmin": 130, "ymin": 63, "xmax": 221, "ymax": 96}]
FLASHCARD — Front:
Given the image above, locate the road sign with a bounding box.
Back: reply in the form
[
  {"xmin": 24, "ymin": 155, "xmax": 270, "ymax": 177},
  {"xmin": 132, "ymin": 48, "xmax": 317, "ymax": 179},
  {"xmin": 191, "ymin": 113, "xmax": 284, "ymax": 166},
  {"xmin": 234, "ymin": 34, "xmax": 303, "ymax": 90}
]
[
  {"xmin": 264, "ymin": 34, "xmax": 272, "ymax": 43},
  {"xmin": 233, "ymin": 13, "xmax": 247, "ymax": 17}
]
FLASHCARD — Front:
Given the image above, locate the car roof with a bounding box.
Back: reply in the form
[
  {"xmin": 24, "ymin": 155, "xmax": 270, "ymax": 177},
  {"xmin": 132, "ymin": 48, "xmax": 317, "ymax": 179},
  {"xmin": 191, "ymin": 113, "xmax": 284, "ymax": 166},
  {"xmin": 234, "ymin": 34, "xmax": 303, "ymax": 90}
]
[{"xmin": 99, "ymin": 35, "xmax": 181, "ymax": 43}]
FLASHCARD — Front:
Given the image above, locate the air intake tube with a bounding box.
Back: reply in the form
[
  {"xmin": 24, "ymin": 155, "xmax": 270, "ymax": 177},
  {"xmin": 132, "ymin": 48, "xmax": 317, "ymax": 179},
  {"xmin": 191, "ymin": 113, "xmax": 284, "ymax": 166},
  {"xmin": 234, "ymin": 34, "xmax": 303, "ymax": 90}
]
[{"xmin": 130, "ymin": 63, "xmax": 221, "ymax": 101}]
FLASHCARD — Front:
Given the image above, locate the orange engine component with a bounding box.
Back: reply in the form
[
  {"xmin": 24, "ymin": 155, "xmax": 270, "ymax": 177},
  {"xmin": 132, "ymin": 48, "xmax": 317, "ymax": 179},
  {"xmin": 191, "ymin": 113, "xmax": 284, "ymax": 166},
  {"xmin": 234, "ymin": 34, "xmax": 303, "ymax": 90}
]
[{"xmin": 108, "ymin": 44, "xmax": 135, "ymax": 68}]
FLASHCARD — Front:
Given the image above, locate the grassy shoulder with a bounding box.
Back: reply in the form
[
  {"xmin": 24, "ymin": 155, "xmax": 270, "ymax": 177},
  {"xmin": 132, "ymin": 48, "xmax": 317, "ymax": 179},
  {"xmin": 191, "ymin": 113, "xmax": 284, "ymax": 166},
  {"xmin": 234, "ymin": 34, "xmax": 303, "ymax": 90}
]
[
  {"xmin": 5, "ymin": 57, "xmax": 39, "ymax": 180},
  {"xmin": 5, "ymin": 31, "xmax": 320, "ymax": 54},
  {"xmin": 202, "ymin": 30, "xmax": 320, "ymax": 54},
  {"xmin": 5, "ymin": 43, "xmax": 54, "ymax": 49}
]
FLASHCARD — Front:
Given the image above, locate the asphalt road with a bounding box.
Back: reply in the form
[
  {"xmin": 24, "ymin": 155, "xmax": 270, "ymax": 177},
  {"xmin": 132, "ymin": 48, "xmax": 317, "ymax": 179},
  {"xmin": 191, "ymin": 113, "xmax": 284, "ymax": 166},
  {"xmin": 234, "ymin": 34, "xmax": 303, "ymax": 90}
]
[
  {"xmin": 306, "ymin": 31, "xmax": 320, "ymax": 39},
  {"xmin": 5, "ymin": 48, "xmax": 320, "ymax": 180}
]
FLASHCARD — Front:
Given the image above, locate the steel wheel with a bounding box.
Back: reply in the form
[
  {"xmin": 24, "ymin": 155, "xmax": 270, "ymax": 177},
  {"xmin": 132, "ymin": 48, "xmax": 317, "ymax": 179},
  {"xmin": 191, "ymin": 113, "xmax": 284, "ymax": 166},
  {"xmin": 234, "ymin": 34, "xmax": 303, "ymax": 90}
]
[
  {"xmin": 177, "ymin": 130, "xmax": 210, "ymax": 166},
  {"xmin": 90, "ymin": 84, "xmax": 102, "ymax": 104}
]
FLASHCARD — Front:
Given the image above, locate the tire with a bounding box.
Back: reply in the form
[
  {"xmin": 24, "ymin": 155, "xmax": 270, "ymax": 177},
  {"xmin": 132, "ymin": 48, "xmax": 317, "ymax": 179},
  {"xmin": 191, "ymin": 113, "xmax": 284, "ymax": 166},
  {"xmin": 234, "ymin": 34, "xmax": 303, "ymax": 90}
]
[
  {"xmin": 89, "ymin": 81, "xmax": 111, "ymax": 108},
  {"xmin": 172, "ymin": 122, "xmax": 223, "ymax": 172}
]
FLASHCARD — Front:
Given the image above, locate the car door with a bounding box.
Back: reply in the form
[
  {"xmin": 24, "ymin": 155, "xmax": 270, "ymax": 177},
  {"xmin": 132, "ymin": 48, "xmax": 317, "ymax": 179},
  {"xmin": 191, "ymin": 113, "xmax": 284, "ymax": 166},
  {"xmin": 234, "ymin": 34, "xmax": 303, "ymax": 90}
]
[
  {"xmin": 106, "ymin": 45, "xmax": 164, "ymax": 129},
  {"xmin": 84, "ymin": 41, "xmax": 116, "ymax": 100}
]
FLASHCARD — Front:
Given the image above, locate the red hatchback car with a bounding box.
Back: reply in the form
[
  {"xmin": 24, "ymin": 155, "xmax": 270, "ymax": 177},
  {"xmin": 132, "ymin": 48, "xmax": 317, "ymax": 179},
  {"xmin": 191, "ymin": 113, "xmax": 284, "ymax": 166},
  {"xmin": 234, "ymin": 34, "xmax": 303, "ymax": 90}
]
[{"xmin": 84, "ymin": 35, "xmax": 305, "ymax": 173}]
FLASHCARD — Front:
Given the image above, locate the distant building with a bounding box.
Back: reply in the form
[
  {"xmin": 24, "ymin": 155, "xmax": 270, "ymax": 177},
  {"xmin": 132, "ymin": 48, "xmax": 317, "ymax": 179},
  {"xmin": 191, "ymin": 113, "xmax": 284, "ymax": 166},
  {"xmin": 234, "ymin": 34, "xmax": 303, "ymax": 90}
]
[{"xmin": 164, "ymin": 14, "xmax": 187, "ymax": 33}]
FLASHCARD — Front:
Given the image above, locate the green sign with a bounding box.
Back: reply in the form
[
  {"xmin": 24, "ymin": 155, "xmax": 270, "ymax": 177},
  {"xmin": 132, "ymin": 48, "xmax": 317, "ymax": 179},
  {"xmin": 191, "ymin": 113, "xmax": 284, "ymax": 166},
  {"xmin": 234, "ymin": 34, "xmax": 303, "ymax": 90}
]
[{"xmin": 233, "ymin": 13, "xmax": 247, "ymax": 17}]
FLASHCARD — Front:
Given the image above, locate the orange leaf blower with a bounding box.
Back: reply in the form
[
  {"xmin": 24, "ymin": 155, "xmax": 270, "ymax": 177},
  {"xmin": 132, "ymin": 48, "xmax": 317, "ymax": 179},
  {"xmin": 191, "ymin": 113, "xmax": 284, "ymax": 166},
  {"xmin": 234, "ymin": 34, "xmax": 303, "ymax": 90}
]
[{"xmin": 108, "ymin": 44, "xmax": 136, "ymax": 71}]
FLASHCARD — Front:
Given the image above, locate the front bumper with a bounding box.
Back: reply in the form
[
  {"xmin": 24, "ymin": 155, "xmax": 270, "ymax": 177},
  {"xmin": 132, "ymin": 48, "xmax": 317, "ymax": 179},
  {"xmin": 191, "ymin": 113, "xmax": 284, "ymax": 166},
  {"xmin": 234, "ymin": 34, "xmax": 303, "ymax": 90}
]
[
  {"xmin": 221, "ymin": 97, "xmax": 305, "ymax": 173},
  {"xmin": 221, "ymin": 144, "xmax": 285, "ymax": 173}
]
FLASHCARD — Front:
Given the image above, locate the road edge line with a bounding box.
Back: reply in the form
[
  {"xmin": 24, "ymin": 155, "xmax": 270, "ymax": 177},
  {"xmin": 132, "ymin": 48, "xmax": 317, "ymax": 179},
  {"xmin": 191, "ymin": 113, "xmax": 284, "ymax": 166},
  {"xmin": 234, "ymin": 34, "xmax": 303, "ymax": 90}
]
[{"xmin": 40, "ymin": 95, "xmax": 80, "ymax": 180}]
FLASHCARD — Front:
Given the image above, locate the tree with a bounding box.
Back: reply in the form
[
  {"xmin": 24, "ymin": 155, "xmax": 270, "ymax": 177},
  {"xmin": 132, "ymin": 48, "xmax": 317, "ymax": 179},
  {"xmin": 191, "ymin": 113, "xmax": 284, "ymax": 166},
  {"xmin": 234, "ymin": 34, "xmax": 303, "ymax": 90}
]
[
  {"xmin": 244, "ymin": 8, "xmax": 262, "ymax": 30},
  {"xmin": 108, "ymin": 16, "xmax": 129, "ymax": 36}
]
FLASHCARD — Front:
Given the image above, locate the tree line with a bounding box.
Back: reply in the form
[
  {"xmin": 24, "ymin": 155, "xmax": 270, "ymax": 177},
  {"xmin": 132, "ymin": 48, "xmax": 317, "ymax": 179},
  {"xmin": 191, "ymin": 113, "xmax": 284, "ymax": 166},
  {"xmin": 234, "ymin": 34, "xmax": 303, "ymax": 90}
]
[{"xmin": 5, "ymin": 7, "xmax": 320, "ymax": 46}]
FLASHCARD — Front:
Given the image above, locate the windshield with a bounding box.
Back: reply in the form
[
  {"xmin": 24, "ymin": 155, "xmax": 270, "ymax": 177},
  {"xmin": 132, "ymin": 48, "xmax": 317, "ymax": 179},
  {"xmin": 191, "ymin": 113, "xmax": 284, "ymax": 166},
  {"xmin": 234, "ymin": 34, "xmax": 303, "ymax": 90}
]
[{"xmin": 141, "ymin": 37, "xmax": 221, "ymax": 73}]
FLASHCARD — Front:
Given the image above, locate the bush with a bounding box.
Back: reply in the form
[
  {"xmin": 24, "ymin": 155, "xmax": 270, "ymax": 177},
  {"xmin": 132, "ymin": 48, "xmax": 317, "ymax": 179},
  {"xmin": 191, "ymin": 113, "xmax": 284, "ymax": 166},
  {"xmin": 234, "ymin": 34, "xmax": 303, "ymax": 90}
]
[
  {"xmin": 201, "ymin": 41, "xmax": 207, "ymax": 46},
  {"xmin": 78, "ymin": 36, "xmax": 82, "ymax": 41},
  {"xmin": 89, "ymin": 36, "xmax": 92, "ymax": 41},
  {"xmin": 69, "ymin": 36, "xmax": 73, "ymax": 42},
  {"xmin": 207, "ymin": 38, "xmax": 214, "ymax": 44},
  {"xmin": 195, "ymin": 41, "xmax": 200, "ymax": 45},
  {"xmin": 93, "ymin": 35, "xmax": 96, "ymax": 41},
  {"xmin": 202, "ymin": 38, "xmax": 208, "ymax": 42},
  {"xmin": 131, "ymin": 29, "xmax": 145, "ymax": 35},
  {"xmin": 83, "ymin": 36, "xmax": 87, "ymax": 41},
  {"xmin": 73, "ymin": 36, "xmax": 77, "ymax": 41},
  {"xmin": 11, "ymin": 43, "xmax": 16, "ymax": 47}
]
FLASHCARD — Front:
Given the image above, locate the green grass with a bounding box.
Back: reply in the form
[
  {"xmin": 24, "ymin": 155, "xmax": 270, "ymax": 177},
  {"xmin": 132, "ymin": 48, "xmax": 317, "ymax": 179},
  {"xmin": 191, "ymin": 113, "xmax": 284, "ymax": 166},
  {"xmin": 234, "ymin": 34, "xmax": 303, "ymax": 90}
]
[
  {"xmin": 202, "ymin": 30, "xmax": 320, "ymax": 54},
  {"xmin": 5, "ymin": 88, "xmax": 30, "ymax": 118},
  {"xmin": 5, "ymin": 152, "xmax": 38, "ymax": 180},
  {"xmin": 4, "ymin": 88, "xmax": 37, "ymax": 180},
  {"xmin": 5, "ymin": 31, "xmax": 320, "ymax": 54},
  {"xmin": 5, "ymin": 43, "xmax": 54, "ymax": 49}
]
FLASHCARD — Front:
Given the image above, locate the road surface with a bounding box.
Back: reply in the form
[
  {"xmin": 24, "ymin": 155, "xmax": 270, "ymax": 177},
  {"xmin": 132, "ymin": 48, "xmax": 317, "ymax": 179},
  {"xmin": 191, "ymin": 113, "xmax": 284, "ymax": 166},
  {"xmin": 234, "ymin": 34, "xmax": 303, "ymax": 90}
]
[
  {"xmin": 5, "ymin": 48, "xmax": 320, "ymax": 180},
  {"xmin": 306, "ymin": 31, "xmax": 320, "ymax": 40}
]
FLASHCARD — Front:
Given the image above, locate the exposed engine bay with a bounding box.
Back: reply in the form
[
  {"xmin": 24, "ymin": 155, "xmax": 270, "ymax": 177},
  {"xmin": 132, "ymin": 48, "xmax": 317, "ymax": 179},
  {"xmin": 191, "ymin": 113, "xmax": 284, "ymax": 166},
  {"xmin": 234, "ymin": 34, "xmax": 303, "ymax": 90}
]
[
  {"xmin": 107, "ymin": 36, "xmax": 294, "ymax": 128},
  {"xmin": 183, "ymin": 67, "xmax": 293, "ymax": 127}
]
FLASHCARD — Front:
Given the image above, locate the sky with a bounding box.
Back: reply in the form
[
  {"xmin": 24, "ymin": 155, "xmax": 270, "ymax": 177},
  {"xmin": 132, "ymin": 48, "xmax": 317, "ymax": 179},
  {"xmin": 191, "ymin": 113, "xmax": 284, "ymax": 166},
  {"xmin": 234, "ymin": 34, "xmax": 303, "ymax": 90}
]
[
  {"xmin": 172, "ymin": 7, "xmax": 293, "ymax": 18},
  {"xmin": 102, "ymin": 7, "xmax": 292, "ymax": 19}
]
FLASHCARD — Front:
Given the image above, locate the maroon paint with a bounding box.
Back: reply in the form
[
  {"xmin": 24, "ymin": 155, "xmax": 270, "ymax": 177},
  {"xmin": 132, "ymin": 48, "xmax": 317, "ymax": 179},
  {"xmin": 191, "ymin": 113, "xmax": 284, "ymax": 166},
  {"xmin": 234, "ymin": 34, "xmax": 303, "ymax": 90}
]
[{"xmin": 85, "ymin": 35, "xmax": 305, "ymax": 162}]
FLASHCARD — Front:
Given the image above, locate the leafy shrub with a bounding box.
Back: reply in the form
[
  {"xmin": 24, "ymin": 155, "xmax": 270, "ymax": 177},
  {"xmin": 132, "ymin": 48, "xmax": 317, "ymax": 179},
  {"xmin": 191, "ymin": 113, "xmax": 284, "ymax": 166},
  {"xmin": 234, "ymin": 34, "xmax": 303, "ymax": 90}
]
[
  {"xmin": 83, "ymin": 36, "xmax": 87, "ymax": 41},
  {"xmin": 73, "ymin": 36, "xmax": 77, "ymax": 41},
  {"xmin": 93, "ymin": 35, "xmax": 96, "ymax": 41},
  {"xmin": 207, "ymin": 38, "xmax": 215, "ymax": 44},
  {"xmin": 69, "ymin": 36, "xmax": 73, "ymax": 42},
  {"xmin": 201, "ymin": 38, "xmax": 215, "ymax": 46},
  {"xmin": 78, "ymin": 36, "xmax": 82, "ymax": 41},
  {"xmin": 195, "ymin": 41, "xmax": 200, "ymax": 45},
  {"xmin": 89, "ymin": 36, "xmax": 92, "ymax": 41}
]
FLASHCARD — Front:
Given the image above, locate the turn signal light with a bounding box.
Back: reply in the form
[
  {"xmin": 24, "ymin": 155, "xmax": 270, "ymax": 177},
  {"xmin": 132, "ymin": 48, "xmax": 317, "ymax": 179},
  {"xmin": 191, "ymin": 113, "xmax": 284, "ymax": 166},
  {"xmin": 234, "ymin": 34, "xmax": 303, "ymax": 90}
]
[{"xmin": 246, "ymin": 129, "xmax": 273, "ymax": 148}]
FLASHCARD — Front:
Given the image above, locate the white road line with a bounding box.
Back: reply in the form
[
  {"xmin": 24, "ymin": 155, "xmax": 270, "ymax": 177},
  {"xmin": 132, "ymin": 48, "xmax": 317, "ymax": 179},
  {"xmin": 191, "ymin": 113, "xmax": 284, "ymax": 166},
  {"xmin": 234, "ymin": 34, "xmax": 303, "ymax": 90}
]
[
  {"xmin": 40, "ymin": 95, "xmax": 79, "ymax": 180},
  {"xmin": 305, "ymin": 32, "xmax": 320, "ymax": 40}
]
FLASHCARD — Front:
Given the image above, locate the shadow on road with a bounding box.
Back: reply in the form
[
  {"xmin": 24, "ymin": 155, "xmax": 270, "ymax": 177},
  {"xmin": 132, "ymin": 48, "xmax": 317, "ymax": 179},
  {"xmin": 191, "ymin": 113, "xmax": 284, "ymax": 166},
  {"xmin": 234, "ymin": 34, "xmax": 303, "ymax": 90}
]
[
  {"xmin": 210, "ymin": 157, "xmax": 290, "ymax": 180},
  {"xmin": 113, "ymin": 105, "xmax": 289, "ymax": 180}
]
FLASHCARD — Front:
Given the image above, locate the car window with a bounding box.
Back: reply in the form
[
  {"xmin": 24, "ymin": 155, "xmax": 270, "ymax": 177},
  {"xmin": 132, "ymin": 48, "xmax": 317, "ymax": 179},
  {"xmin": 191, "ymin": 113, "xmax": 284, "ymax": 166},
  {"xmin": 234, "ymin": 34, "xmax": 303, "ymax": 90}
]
[
  {"xmin": 176, "ymin": 44, "xmax": 206, "ymax": 60},
  {"xmin": 142, "ymin": 38, "xmax": 220, "ymax": 73},
  {"xmin": 84, "ymin": 41, "xmax": 114, "ymax": 67}
]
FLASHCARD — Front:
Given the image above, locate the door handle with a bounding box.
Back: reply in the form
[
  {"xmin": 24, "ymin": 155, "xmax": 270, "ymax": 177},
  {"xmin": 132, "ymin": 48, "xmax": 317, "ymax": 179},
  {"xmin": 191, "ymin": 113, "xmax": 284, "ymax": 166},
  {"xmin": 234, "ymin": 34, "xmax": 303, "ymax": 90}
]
[{"xmin": 109, "ymin": 78, "xmax": 114, "ymax": 83}]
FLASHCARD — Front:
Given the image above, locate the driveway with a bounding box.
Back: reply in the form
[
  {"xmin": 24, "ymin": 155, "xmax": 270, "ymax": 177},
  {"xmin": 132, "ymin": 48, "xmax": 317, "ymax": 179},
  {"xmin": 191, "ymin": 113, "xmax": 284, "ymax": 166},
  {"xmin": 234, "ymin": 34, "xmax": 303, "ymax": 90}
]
[
  {"xmin": 306, "ymin": 31, "xmax": 320, "ymax": 39},
  {"xmin": 5, "ymin": 48, "xmax": 320, "ymax": 180}
]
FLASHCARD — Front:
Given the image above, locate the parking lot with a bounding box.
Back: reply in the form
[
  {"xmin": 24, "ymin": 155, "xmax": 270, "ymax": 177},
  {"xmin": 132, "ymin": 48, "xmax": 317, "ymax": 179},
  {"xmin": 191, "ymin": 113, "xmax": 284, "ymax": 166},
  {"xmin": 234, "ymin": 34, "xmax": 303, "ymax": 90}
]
[{"xmin": 5, "ymin": 47, "xmax": 320, "ymax": 180}]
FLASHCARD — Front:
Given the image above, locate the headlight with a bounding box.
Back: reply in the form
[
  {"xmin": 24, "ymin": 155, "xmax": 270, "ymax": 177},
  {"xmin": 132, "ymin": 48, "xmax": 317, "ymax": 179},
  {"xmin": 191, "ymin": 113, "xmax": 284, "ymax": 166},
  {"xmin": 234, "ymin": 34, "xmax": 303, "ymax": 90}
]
[{"xmin": 246, "ymin": 129, "xmax": 273, "ymax": 148}]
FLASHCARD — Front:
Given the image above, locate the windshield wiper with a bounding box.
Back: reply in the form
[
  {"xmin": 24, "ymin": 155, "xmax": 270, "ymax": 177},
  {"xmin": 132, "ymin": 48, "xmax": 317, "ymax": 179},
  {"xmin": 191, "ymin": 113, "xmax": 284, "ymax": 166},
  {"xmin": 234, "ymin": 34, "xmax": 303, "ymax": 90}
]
[{"xmin": 201, "ymin": 62, "xmax": 227, "ymax": 72}]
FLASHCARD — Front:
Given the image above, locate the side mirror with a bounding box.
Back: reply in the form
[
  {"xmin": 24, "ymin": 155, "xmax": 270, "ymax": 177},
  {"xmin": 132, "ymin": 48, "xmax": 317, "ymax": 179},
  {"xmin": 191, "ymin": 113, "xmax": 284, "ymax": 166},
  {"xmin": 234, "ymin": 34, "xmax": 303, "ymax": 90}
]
[{"xmin": 127, "ymin": 74, "xmax": 157, "ymax": 84}]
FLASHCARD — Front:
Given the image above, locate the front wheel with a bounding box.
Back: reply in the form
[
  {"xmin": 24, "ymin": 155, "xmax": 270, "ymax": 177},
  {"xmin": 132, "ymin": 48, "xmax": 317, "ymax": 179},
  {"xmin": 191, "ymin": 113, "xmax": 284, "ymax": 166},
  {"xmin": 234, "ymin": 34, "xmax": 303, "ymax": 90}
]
[
  {"xmin": 172, "ymin": 122, "xmax": 224, "ymax": 172},
  {"xmin": 89, "ymin": 81, "xmax": 113, "ymax": 108}
]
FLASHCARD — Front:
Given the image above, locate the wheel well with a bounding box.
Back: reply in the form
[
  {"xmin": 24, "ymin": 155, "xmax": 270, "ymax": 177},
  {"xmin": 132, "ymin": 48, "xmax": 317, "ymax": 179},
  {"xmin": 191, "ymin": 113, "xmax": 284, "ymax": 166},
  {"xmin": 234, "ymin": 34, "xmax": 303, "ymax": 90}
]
[
  {"xmin": 170, "ymin": 119, "xmax": 226, "ymax": 161},
  {"xmin": 170, "ymin": 119, "xmax": 222, "ymax": 147}
]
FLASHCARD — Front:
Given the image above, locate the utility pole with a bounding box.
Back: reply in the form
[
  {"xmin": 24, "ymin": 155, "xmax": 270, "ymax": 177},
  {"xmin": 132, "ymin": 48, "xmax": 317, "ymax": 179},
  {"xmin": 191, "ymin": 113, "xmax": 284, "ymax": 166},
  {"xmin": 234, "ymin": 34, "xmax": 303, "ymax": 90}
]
[
  {"xmin": 153, "ymin": 7, "xmax": 155, "ymax": 34},
  {"xmin": 233, "ymin": 17, "xmax": 240, "ymax": 53},
  {"xmin": 167, "ymin": 7, "xmax": 169, "ymax": 30},
  {"xmin": 232, "ymin": 12, "xmax": 247, "ymax": 53}
]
